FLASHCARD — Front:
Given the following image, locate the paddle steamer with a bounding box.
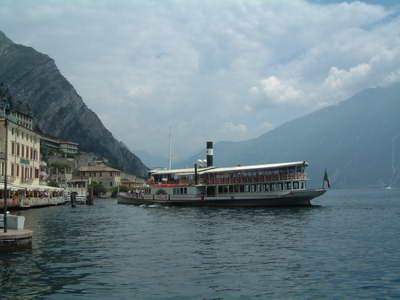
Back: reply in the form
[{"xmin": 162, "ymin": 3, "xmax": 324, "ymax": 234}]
[{"xmin": 118, "ymin": 142, "xmax": 326, "ymax": 207}]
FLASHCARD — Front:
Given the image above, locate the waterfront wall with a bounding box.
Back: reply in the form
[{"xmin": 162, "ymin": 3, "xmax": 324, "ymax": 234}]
[{"xmin": 0, "ymin": 196, "xmax": 66, "ymax": 210}]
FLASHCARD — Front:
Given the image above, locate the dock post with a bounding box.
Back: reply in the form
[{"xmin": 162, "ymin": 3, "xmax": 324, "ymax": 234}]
[
  {"xmin": 71, "ymin": 192, "xmax": 76, "ymax": 208},
  {"xmin": 87, "ymin": 186, "xmax": 94, "ymax": 205}
]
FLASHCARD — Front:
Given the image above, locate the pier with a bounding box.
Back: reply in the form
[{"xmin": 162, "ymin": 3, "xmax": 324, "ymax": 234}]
[{"xmin": 0, "ymin": 229, "xmax": 32, "ymax": 251}]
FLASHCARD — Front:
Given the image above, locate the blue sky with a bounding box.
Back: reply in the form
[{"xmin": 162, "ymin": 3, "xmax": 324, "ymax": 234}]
[{"xmin": 1, "ymin": 0, "xmax": 400, "ymax": 162}]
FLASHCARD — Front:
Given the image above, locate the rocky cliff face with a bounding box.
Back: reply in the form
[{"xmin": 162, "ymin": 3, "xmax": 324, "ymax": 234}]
[{"xmin": 0, "ymin": 31, "xmax": 148, "ymax": 177}]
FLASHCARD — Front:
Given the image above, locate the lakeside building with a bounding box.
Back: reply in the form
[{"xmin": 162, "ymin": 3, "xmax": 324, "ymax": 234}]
[
  {"xmin": 121, "ymin": 177, "xmax": 146, "ymax": 190},
  {"xmin": 40, "ymin": 134, "xmax": 79, "ymax": 156},
  {"xmin": 0, "ymin": 112, "xmax": 41, "ymax": 186},
  {"xmin": 79, "ymin": 165, "xmax": 121, "ymax": 187},
  {"xmin": 0, "ymin": 108, "xmax": 65, "ymax": 209},
  {"xmin": 10, "ymin": 110, "xmax": 34, "ymax": 130}
]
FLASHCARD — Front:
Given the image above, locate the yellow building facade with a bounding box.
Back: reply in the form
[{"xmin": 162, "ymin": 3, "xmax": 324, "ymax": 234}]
[
  {"xmin": 79, "ymin": 166, "xmax": 121, "ymax": 187},
  {"xmin": 0, "ymin": 117, "xmax": 41, "ymax": 187}
]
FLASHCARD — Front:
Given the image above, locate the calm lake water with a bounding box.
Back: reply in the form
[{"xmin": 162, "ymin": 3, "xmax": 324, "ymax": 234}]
[{"xmin": 1, "ymin": 189, "xmax": 400, "ymax": 299}]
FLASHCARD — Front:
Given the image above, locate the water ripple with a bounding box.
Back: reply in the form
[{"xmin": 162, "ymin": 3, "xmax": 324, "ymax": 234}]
[{"xmin": 1, "ymin": 190, "xmax": 400, "ymax": 299}]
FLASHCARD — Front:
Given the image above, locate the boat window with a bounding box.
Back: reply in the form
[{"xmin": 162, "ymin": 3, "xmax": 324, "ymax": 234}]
[
  {"xmin": 293, "ymin": 181, "xmax": 299, "ymax": 190},
  {"xmin": 229, "ymin": 185, "xmax": 234, "ymax": 193},
  {"xmin": 239, "ymin": 185, "xmax": 244, "ymax": 193},
  {"xmin": 257, "ymin": 184, "xmax": 262, "ymax": 192},
  {"xmin": 234, "ymin": 185, "xmax": 239, "ymax": 193},
  {"xmin": 301, "ymin": 181, "xmax": 305, "ymax": 189},
  {"xmin": 184, "ymin": 187, "xmax": 187, "ymax": 194},
  {"xmin": 270, "ymin": 183, "xmax": 275, "ymax": 191},
  {"xmin": 264, "ymin": 184, "xmax": 269, "ymax": 192},
  {"xmin": 218, "ymin": 185, "xmax": 223, "ymax": 194},
  {"xmin": 223, "ymin": 186, "xmax": 229, "ymax": 193},
  {"xmin": 286, "ymin": 182, "xmax": 292, "ymax": 190},
  {"xmin": 245, "ymin": 185, "xmax": 250, "ymax": 192}
]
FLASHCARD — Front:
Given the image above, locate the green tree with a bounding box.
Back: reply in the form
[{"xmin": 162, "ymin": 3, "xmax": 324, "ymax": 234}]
[
  {"xmin": 48, "ymin": 180, "xmax": 59, "ymax": 187},
  {"xmin": 89, "ymin": 181, "xmax": 107, "ymax": 196}
]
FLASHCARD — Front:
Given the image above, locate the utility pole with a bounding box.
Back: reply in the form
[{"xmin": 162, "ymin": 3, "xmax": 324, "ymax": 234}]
[{"xmin": 3, "ymin": 107, "xmax": 9, "ymax": 233}]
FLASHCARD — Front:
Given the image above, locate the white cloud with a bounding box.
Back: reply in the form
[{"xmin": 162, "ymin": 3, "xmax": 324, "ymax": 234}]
[
  {"xmin": 257, "ymin": 76, "xmax": 304, "ymax": 105},
  {"xmin": 324, "ymin": 63, "xmax": 371, "ymax": 89},
  {"xmin": 221, "ymin": 122, "xmax": 248, "ymax": 138},
  {"xmin": 1, "ymin": 0, "xmax": 400, "ymax": 160}
]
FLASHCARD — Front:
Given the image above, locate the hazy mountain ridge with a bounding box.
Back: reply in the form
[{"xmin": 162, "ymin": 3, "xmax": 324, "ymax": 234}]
[
  {"xmin": 0, "ymin": 31, "xmax": 147, "ymax": 177},
  {"xmin": 178, "ymin": 84, "xmax": 400, "ymax": 188}
]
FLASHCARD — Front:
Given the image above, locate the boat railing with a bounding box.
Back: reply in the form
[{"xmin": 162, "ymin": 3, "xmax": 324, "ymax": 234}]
[
  {"xmin": 205, "ymin": 173, "xmax": 308, "ymax": 185},
  {"xmin": 151, "ymin": 183, "xmax": 191, "ymax": 187}
]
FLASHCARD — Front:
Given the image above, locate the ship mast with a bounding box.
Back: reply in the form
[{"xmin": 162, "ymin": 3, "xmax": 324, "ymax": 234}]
[{"xmin": 168, "ymin": 127, "xmax": 173, "ymax": 170}]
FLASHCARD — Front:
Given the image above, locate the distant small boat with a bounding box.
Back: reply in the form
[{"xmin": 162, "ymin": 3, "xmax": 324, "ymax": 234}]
[{"xmin": 385, "ymin": 186, "xmax": 392, "ymax": 190}]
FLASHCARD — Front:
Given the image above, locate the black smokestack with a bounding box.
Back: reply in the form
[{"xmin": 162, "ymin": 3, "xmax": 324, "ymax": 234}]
[
  {"xmin": 194, "ymin": 163, "xmax": 198, "ymax": 184},
  {"xmin": 206, "ymin": 141, "xmax": 213, "ymax": 167}
]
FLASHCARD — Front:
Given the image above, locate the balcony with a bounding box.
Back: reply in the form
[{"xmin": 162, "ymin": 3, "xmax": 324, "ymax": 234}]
[
  {"xmin": 0, "ymin": 175, "xmax": 16, "ymax": 184},
  {"xmin": 21, "ymin": 178, "xmax": 33, "ymax": 184},
  {"xmin": 0, "ymin": 111, "xmax": 17, "ymax": 122}
]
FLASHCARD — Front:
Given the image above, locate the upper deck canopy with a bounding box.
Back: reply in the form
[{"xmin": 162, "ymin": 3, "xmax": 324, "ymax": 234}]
[{"xmin": 150, "ymin": 161, "xmax": 308, "ymax": 176}]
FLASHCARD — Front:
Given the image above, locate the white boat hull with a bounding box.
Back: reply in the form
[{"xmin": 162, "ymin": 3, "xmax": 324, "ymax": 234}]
[{"xmin": 118, "ymin": 189, "xmax": 326, "ymax": 207}]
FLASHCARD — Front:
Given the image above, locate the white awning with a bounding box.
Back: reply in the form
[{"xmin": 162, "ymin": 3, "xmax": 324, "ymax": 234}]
[
  {"xmin": 150, "ymin": 161, "xmax": 308, "ymax": 176},
  {"xmin": 0, "ymin": 183, "xmax": 64, "ymax": 192},
  {"xmin": 201, "ymin": 161, "xmax": 308, "ymax": 174}
]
